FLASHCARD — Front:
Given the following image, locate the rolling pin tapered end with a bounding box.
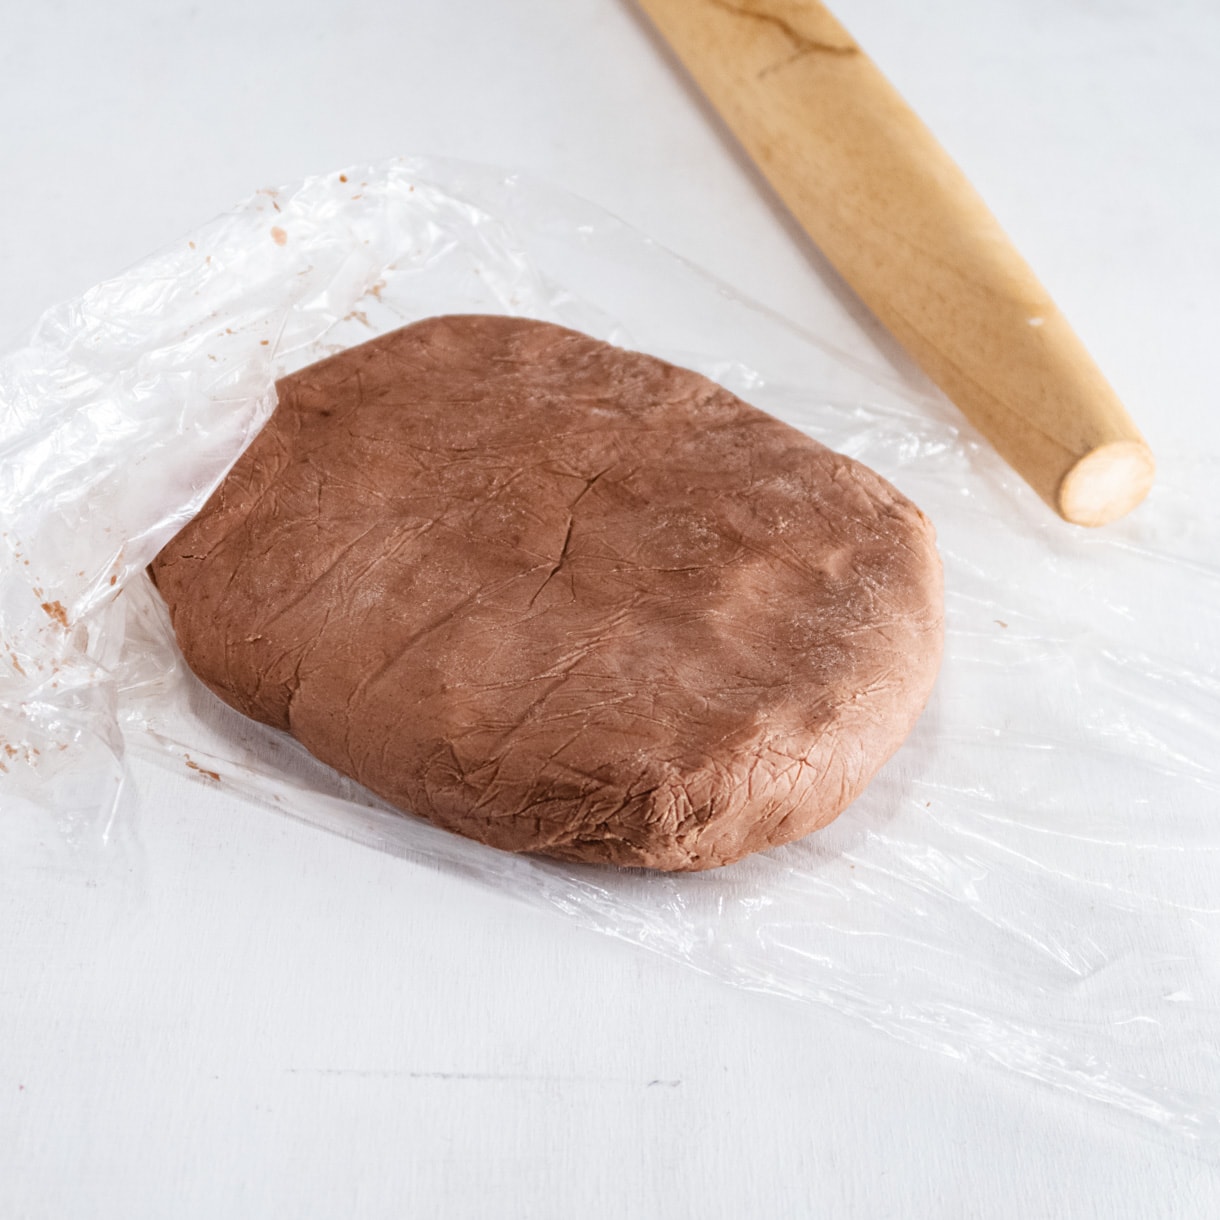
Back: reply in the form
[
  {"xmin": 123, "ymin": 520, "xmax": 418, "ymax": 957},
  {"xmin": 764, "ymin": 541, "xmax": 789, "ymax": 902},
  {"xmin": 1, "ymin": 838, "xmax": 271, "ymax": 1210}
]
[{"xmin": 1056, "ymin": 440, "xmax": 1155, "ymax": 528}]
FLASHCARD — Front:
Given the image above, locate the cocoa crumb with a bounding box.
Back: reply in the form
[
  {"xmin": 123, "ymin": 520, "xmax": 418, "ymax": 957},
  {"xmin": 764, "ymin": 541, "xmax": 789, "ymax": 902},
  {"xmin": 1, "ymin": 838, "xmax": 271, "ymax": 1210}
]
[
  {"xmin": 40, "ymin": 600, "xmax": 68, "ymax": 628},
  {"xmin": 185, "ymin": 756, "xmax": 221, "ymax": 782}
]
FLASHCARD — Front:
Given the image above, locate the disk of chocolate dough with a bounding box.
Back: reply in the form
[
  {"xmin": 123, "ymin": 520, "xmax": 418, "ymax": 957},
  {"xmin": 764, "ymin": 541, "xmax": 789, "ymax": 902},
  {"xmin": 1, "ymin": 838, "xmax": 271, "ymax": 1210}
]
[{"xmin": 151, "ymin": 316, "xmax": 943, "ymax": 870}]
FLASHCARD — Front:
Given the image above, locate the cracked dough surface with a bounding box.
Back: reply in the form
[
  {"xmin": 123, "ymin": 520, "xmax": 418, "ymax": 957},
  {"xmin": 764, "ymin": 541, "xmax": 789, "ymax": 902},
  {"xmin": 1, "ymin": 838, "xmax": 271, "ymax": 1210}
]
[{"xmin": 151, "ymin": 315, "xmax": 943, "ymax": 870}]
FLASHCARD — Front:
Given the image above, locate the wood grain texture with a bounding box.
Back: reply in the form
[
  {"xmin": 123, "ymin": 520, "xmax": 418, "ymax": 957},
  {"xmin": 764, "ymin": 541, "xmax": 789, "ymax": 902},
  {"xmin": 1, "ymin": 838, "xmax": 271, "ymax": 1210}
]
[{"xmin": 636, "ymin": 0, "xmax": 1154, "ymax": 525}]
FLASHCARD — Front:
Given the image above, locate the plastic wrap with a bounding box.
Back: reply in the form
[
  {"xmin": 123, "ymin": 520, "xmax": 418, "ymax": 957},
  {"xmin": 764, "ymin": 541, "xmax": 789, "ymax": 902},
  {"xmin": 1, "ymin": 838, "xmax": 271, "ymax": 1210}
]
[{"xmin": 3, "ymin": 157, "xmax": 1218, "ymax": 1144}]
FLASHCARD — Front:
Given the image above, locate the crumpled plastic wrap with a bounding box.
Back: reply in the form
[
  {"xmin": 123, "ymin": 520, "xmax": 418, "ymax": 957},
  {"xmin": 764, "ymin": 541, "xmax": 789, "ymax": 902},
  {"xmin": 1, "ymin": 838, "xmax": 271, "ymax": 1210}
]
[{"xmin": 3, "ymin": 157, "xmax": 1218, "ymax": 1145}]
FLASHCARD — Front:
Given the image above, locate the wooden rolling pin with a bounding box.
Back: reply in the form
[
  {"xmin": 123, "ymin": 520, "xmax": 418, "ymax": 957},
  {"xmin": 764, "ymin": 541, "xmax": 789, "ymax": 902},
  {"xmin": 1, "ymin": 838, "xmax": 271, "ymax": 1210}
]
[{"xmin": 636, "ymin": 0, "xmax": 1154, "ymax": 526}]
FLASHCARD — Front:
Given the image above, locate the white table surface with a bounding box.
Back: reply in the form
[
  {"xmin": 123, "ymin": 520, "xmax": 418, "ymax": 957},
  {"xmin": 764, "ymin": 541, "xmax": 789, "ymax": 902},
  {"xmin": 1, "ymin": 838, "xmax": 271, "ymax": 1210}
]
[{"xmin": 3, "ymin": 2, "xmax": 1219, "ymax": 1216}]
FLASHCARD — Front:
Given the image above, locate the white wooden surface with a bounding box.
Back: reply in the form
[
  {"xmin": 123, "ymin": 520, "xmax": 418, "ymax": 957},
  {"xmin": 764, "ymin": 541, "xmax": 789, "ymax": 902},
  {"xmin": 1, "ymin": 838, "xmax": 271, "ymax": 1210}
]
[{"xmin": 3, "ymin": 1, "xmax": 1219, "ymax": 1215}]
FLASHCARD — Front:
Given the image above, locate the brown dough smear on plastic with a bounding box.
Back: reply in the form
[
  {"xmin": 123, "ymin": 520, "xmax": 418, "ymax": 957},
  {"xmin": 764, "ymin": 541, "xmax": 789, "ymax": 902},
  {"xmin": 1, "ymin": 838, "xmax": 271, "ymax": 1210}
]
[{"xmin": 151, "ymin": 316, "xmax": 943, "ymax": 870}]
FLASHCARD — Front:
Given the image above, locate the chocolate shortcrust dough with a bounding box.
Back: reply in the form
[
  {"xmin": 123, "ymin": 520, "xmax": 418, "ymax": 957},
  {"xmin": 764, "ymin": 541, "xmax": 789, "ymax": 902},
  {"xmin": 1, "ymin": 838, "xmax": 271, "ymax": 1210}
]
[{"xmin": 151, "ymin": 316, "xmax": 943, "ymax": 870}]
